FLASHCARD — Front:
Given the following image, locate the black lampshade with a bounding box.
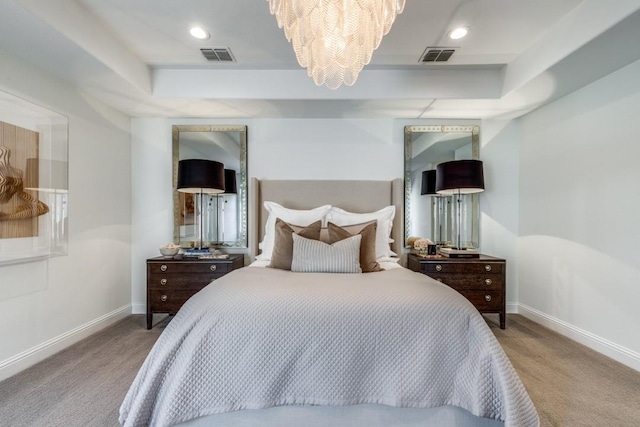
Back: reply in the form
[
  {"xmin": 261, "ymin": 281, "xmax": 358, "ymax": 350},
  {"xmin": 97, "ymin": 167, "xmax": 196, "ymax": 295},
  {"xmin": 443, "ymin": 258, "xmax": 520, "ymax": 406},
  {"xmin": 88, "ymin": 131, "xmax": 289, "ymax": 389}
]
[
  {"xmin": 420, "ymin": 170, "xmax": 437, "ymax": 195},
  {"xmin": 223, "ymin": 169, "xmax": 237, "ymax": 194},
  {"xmin": 177, "ymin": 159, "xmax": 225, "ymax": 194},
  {"xmin": 436, "ymin": 160, "xmax": 485, "ymax": 195}
]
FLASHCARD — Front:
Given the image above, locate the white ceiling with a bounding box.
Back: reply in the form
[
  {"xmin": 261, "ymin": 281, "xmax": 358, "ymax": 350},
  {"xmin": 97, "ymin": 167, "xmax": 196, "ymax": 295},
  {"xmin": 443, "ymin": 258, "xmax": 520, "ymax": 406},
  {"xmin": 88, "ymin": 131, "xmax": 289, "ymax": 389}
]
[{"xmin": 2, "ymin": 0, "xmax": 640, "ymax": 119}]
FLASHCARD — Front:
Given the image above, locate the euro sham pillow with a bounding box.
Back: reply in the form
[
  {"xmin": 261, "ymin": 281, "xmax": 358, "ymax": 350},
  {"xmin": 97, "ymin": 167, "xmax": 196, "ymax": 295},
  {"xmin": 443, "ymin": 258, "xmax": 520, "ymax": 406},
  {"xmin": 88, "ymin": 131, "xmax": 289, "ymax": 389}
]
[
  {"xmin": 328, "ymin": 221, "xmax": 381, "ymax": 273},
  {"xmin": 269, "ymin": 219, "xmax": 322, "ymax": 270},
  {"xmin": 257, "ymin": 202, "xmax": 331, "ymax": 261},
  {"xmin": 325, "ymin": 205, "xmax": 396, "ymax": 260},
  {"xmin": 291, "ymin": 233, "xmax": 362, "ymax": 273}
]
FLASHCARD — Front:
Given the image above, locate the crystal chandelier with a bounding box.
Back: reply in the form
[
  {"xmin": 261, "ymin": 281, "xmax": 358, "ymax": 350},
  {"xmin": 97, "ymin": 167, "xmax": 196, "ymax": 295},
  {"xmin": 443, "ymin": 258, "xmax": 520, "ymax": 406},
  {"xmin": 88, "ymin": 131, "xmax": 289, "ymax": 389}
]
[{"xmin": 267, "ymin": 0, "xmax": 406, "ymax": 90}]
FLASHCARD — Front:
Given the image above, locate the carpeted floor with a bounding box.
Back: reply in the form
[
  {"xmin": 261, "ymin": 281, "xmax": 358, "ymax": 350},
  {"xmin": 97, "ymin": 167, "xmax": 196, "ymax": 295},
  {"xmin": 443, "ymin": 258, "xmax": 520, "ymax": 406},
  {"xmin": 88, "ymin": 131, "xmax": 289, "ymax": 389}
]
[
  {"xmin": 0, "ymin": 314, "xmax": 638, "ymax": 426},
  {"xmin": 0, "ymin": 315, "xmax": 167, "ymax": 427},
  {"xmin": 490, "ymin": 315, "xmax": 640, "ymax": 426}
]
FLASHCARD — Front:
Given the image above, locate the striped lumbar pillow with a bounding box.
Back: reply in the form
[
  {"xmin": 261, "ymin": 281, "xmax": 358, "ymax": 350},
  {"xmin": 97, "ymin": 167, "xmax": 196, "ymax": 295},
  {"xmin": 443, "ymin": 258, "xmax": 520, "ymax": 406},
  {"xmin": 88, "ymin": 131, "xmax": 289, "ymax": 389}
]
[{"xmin": 291, "ymin": 233, "xmax": 362, "ymax": 273}]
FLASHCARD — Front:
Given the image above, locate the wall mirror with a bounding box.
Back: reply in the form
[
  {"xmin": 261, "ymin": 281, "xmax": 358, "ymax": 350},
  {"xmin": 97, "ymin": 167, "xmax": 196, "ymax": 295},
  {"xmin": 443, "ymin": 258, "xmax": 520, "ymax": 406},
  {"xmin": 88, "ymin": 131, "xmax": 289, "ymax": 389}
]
[
  {"xmin": 173, "ymin": 125, "xmax": 248, "ymax": 248},
  {"xmin": 404, "ymin": 125, "xmax": 480, "ymax": 248}
]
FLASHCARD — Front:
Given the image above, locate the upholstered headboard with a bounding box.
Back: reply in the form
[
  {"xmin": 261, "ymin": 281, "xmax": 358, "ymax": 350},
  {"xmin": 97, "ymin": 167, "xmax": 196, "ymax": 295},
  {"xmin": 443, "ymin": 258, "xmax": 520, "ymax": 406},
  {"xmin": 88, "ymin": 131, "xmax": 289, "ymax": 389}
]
[{"xmin": 249, "ymin": 178, "xmax": 404, "ymax": 259}]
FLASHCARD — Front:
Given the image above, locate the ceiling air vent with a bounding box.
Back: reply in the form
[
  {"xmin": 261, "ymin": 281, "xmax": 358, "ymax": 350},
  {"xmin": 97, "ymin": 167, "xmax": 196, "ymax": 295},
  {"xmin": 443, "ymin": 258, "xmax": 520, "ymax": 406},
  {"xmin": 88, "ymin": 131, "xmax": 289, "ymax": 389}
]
[
  {"xmin": 200, "ymin": 48, "xmax": 235, "ymax": 62},
  {"xmin": 420, "ymin": 48, "xmax": 456, "ymax": 63}
]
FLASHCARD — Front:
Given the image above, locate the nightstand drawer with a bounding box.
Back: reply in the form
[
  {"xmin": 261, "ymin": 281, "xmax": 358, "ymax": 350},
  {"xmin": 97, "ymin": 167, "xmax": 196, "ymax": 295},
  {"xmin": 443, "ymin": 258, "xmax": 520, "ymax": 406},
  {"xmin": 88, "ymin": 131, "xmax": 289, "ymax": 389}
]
[
  {"xmin": 428, "ymin": 273, "xmax": 504, "ymax": 290},
  {"xmin": 421, "ymin": 262, "xmax": 504, "ymax": 275},
  {"xmin": 148, "ymin": 289, "xmax": 205, "ymax": 312},
  {"xmin": 459, "ymin": 290, "xmax": 503, "ymax": 311},
  {"xmin": 148, "ymin": 262, "xmax": 232, "ymax": 274},
  {"xmin": 147, "ymin": 273, "xmax": 224, "ymax": 290}
]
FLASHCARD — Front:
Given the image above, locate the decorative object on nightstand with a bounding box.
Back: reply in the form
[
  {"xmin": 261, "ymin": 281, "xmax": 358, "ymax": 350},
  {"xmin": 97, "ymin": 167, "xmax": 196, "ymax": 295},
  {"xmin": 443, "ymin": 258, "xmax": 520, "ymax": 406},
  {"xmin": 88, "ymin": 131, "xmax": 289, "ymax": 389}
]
[
  {"xmin": 436, "ymin": 159, "xmax": 484, "ymax": 255},
  {"xmin": 177, "ymin": 159, "xmax": 225, "ymax": 256},
  {"xmin": 421, "ymin": 169, "xmax": 450, "ymax": 246},
  {"xmin": 408, "ymin": 253, "xmax": 506, "ymax": 329},
  {"xmin": 412, "ymin": 237, "xmax": 435, "ymax": 256},
  {"xmin": 159, "ymin": 243, "xmax": 180, "ymax": 258},
  {"xmin": 146, "ymin": 254, "xmax": 243, "ymax": 329}
]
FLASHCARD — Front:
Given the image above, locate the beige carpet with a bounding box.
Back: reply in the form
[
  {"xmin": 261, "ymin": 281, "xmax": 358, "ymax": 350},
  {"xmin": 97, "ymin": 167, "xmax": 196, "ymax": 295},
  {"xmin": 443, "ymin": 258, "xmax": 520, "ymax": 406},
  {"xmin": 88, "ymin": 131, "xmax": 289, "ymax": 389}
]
[
  {"xmin": 0, "ymin": 315, "xmax": 167, "ymax": 427},
  {"xmin": 0, "ymin": 314, "xmax": 638, "ymax": 426},
  {"xmin": 488, "ymin": 315, "xmax": 640, "ymax": 426}
]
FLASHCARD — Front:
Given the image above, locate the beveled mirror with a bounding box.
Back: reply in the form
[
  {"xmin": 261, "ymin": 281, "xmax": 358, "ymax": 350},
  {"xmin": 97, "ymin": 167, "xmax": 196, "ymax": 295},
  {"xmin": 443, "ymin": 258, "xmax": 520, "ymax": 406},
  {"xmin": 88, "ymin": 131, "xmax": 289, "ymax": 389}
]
[
  {"xmin": 404, "ymin": 125, "xmax": 480, "ymax": 248},
  {"xmin": 173, "ymin": 125, "xmax": 247, "ymax": 248}
]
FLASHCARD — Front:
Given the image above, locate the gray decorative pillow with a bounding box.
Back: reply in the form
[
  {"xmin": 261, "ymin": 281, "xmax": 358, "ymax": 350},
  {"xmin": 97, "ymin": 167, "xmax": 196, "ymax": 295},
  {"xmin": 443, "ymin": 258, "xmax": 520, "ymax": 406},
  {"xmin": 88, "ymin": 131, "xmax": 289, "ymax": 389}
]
[
  {"xmin": 269, "ymin": 219, "xmax": 322, "ymax": 271},
  {"xmin": 291, "ymin": 233, "xmax": 362, "ymax": 273}
]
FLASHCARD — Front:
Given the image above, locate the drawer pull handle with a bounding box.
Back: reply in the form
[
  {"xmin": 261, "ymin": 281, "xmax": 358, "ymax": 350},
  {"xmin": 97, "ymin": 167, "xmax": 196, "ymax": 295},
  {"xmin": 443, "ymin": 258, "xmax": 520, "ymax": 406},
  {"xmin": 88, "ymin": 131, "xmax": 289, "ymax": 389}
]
[
  {"xmin": 160, "ymin": 264, "xmax": 167, "ymax": 272},
  {"xmin": 485, "ymin": 279, "xmax": 492, "ymax": 286},
  {"xmin": 160, "ymin": 278, "xmax": 167, "ymax": 286},
  {"xmin": 485, "ymin": 295, "xmax": 492, "ymax": 302},
  {"xmin": 435, "ymin": 264, "xmax": 442, "ymax": 272},
  {"xmin": 485, "ymin": 265, "xmax": 492, "ymax": 272},
  {"xmin": 160, "ymin": 295, "xmax": 168, "ymax": 302},
  {"xmin": 210, "ymin": 265, "xmax": 217, "ymax": 272}
]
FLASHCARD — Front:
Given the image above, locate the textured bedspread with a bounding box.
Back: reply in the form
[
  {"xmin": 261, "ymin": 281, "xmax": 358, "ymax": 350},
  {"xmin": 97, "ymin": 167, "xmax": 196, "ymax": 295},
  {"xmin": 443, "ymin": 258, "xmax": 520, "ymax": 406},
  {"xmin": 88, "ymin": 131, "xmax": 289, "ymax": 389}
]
[{"xmin": 120, "ymin": 267, "xmax": 538, "ymax": 427}]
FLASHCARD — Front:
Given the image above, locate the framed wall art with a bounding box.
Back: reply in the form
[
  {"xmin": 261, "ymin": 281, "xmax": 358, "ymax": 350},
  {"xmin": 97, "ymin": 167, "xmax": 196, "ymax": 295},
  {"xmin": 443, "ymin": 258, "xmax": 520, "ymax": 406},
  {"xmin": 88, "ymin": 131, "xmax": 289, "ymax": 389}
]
[{"xmin": 0, "ymin": 90, "xmax": 68, "ymax": 265}]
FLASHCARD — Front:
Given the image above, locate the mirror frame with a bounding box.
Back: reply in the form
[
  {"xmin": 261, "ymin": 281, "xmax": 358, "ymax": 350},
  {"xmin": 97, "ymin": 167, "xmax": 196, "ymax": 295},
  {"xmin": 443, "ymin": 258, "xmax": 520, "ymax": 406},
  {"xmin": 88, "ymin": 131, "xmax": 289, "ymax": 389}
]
[
  {"xmin": 404, "ymin": 125, "xmax": 480, "ymax": 248},
  {"xmin": 172, "ymin": 124, "xmax": 248, "ymax": 248}
]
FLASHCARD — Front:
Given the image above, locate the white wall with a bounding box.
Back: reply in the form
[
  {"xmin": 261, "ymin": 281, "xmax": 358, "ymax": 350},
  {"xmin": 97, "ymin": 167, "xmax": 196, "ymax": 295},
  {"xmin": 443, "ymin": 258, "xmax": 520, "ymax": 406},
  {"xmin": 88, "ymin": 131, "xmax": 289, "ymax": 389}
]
[
  {"xmin": 517, "ymin": 59, "xmax": 640, "ymax": 370},
  {"xmin": 480, "ymin": 119, "xmax": 521, "ymax": 310},
  {"xmin": 249, "ymin": 119, "xmax": 400, "ymax": 180},
  {"xmin": 0, "ymin": 53, "xmax": 132, "ymax": 380}
]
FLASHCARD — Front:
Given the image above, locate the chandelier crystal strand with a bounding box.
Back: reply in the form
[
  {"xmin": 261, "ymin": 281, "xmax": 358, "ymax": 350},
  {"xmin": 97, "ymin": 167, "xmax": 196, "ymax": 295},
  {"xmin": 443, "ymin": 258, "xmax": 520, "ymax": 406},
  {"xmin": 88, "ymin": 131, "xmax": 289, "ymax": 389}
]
[{"xmin": 268, "ymin": 0, "xmax": 405, "ymax": 89}]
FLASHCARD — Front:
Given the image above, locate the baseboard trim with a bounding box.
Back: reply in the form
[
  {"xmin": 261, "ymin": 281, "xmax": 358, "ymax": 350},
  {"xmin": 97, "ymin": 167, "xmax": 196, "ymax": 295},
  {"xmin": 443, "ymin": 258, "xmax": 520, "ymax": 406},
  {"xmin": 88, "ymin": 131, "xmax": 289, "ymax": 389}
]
[
  {"xmin": 0, "ymin": 305, "xmax": 132, "ymax": 382},
  {"xmin": 131, "ymin": 303, "xmax": 146, "ymax": 315},
  {"xmin": 517, "ymin": 303, "xmax": 640, "ymax": 372}
]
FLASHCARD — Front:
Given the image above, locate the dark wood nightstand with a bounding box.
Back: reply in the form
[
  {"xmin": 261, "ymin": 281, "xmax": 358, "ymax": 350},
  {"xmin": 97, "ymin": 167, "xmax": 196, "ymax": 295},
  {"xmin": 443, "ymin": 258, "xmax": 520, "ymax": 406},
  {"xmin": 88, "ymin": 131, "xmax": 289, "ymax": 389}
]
[
  {"xmin": 146, "ymin": 254, "xmax": 244, "ymax": 329},
  {"xmin": 407, "ymin": 253, "xmax": 506, "ymax": 329}
]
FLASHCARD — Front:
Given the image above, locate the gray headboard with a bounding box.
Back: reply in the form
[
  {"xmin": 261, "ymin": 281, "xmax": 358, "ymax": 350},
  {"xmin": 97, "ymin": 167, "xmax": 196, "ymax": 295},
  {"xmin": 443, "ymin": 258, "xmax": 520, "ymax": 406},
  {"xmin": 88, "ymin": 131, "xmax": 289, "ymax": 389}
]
[{"xmin": 249, "ymin": 178, "xmax": 404, "ymax": 259}]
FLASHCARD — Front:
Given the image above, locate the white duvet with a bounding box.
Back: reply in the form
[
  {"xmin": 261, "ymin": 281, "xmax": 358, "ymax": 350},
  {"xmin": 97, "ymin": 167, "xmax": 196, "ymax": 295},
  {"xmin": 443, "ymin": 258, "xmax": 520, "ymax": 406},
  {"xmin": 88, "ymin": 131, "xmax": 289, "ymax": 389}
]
[{"xmin": 120, "ymin": 266, "xmax": 538, "ymax": 427}]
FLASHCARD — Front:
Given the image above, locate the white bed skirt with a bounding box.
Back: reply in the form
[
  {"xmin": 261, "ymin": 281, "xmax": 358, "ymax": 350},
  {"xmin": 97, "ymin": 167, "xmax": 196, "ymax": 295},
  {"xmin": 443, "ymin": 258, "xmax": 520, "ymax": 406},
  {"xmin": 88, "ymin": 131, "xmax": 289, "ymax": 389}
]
[{"xmin": 175, "ymin": 404, "xmax": 503, "ymax": 427}]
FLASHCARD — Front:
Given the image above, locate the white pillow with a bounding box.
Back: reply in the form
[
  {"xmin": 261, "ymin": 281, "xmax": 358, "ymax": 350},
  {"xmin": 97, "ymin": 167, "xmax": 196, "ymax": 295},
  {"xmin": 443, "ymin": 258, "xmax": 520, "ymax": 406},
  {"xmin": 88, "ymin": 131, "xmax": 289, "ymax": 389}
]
[
  {"xmin": 291, "ymin": 233, "xmax": 362, "ymax": 273},
  {"xmin": 326, "ymin": 205, "xmax": 396, "ymax": 259},
  {"xmin": 256, "ymin": 202, "xmax": 332, "ymax": 261}
]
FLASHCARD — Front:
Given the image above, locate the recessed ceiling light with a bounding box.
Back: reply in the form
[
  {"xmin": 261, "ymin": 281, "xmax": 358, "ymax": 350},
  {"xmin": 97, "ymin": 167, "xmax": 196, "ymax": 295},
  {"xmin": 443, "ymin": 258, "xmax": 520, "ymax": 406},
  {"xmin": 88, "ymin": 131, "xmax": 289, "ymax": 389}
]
[
  {"xmin": 448, "ymin": 27, "xmax": 469, "ymax": 40},
  {"xmin": 190, "ymin": 26, "xmax": 210, "ymax": 40}
]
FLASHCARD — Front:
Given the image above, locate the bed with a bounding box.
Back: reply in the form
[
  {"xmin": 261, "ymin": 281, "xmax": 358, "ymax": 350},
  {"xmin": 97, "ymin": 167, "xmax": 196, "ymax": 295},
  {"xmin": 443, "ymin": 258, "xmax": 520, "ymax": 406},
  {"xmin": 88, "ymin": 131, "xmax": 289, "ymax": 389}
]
[{"xmin": 120, "ymin": 179, "xmax": 538, "ymax": 427}]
